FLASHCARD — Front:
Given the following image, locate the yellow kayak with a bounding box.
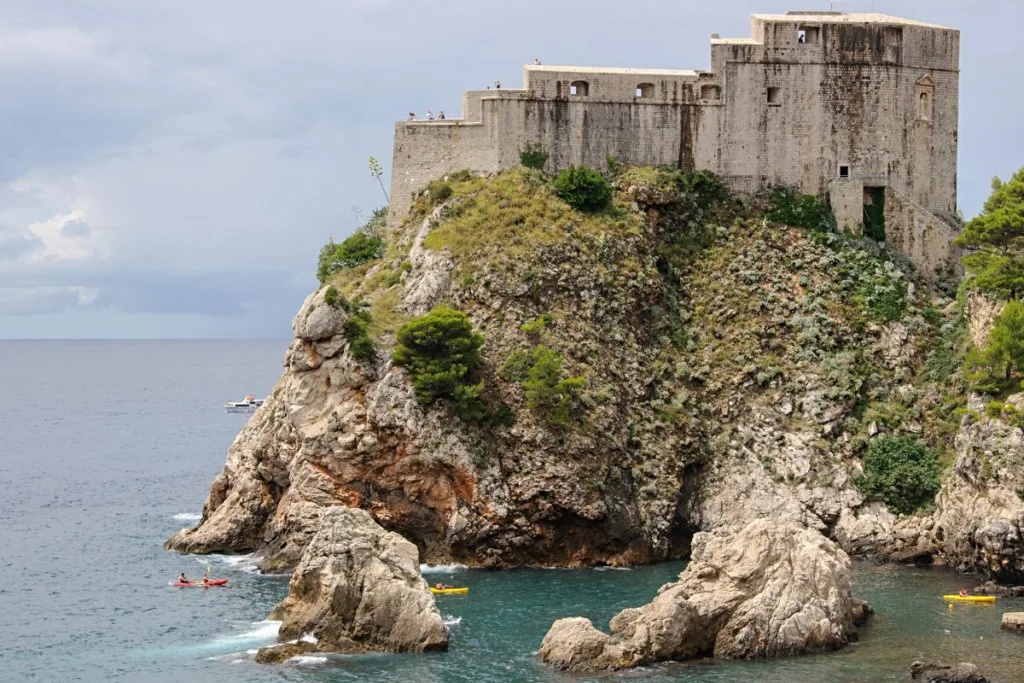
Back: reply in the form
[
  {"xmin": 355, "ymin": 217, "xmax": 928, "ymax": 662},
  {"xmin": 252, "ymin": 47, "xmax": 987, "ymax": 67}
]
[
  {"xmin": 431, "ymin": 587, "xmax": 468, "ymax": 595},
  {"xmin": 943, "ymin": 595, "xmax": 995, "ymax": 603}
]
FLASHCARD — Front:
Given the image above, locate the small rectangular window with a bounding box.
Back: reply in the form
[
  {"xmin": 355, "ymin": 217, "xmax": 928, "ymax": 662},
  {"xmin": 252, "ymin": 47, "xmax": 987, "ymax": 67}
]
[
  {"xmin": 767, "ymin": 87, "xmax": 780, "ymax": 105},
  {"xmin": 798, "ymin": 26, "xmax": 820, "ymax": 45},
  {"xmin": 839, "ymin": 165, "xmax": 850, "ymax": 179}
]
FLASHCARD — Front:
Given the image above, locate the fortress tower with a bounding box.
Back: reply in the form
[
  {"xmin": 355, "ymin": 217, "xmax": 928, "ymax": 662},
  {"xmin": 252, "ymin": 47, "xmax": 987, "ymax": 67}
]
[{"xmin": 388, "ymin": 11, "xmax": 961, "ymax": 277}]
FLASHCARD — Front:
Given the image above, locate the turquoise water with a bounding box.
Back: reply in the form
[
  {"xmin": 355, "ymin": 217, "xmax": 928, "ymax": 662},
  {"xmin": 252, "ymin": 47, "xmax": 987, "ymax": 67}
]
[{"xmin": 3, "ymin": 341, "xmax": 1023, "ymax": 682}]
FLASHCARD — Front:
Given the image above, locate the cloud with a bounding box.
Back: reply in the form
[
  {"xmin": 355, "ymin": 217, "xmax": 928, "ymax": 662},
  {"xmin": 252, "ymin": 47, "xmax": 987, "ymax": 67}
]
[
  {"xmin": 0, "ymin": 223, "xmax": 43, "ymax": 262},
  {"xmin": 59, "ymin": 219, "xmax": 92, "ymax": 237}
]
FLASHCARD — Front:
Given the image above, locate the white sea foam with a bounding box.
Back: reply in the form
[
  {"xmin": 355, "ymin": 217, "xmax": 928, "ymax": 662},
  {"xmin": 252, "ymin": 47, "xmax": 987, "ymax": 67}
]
[
  {"xmin": 214, "ymin": 620, "xmax": 281, "ymax": 644},
  {"xmin": 420, "ymin": 563, "xmax": 467, "ymax": 574},
  {"xmin": 442, "ymin": 615, "xmax": 462, "ymax": 626},
  {"xmin": 299, "ymin": 633, "xmax": 318, "ymax": 644},
  {"xmin": 593, "ymin": 566, "xmax": 632, "ymax": 572},
  {"xmin": 194, "ymin": 553, "xmax": 263, "ymax": 574},
  {"xmin": 288, "ymin": 655, "xmax": 328, "ymax": 666},
  {"xmin": 172, "ymin": 512, "xmax": 202, "ymax": 522}
]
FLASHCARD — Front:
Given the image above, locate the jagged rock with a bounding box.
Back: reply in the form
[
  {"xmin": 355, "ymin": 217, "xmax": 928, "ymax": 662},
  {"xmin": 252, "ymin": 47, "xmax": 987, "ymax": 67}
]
[
  {"xmin": 973, "ymin": 581, "xmax": 1024, "ymax": 597},
  {"xmin": 964, "ymin": 291, "xmax": 1004, "ymax": 348},
  {"xmin": 910, "ymin": 660, "xmax": 988, "ymax": 682},
  {"xmin": 293, "ymin": 288, "xmax": 350, "ymax": 342},
  {"xmin": 271, "ymin": 506, "xmax": 448, "ymax": 653},
  {"xmin": 255, "ymin": 641, "xmax": 315, "ymax": 664},
  {"xmin": 932, "ymin": 394, "xmax": 1024, "ymax": 583},
  {"xmin": 1002, "ymin": 612, "xmax": 1024, "ymax": 632},
  {"xmin": 537, "ymin": 520, "xmax": 865, "ymax": 671}
]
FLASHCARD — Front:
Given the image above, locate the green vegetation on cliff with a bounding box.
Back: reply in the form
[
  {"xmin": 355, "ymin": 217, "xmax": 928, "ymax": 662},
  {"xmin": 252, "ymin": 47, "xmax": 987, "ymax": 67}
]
[
  {"xmin": 955, "ymin": 168, "xmax": 1024, "ymax": 300},
  {"xmin": 855, "ymin": 436, "xmax": 941, "ymax": 515}
]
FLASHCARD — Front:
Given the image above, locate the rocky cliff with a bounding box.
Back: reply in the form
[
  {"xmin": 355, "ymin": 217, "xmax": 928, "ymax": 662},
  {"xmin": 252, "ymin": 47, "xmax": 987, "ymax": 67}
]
[{"xmin": 166, "ymin": 167, "xmax": 1018, "ymax": 578}]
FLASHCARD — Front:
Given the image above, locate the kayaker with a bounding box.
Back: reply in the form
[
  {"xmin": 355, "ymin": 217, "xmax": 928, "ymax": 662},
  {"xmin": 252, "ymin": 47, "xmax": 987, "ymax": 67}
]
[
  {"xmin": 178, "ymin": 573, "xmax": 190, "ymax": 584},
  {"xmin": 201, "ymin": 572, "xmax": 211, "ymax": 585},
  {"xmin": 958, "ymin": 588, "xmax": 969, "ymax": 598},
  {"xmin": 434, "ymin": 582, "xmax": 455, "ymax": 590}
]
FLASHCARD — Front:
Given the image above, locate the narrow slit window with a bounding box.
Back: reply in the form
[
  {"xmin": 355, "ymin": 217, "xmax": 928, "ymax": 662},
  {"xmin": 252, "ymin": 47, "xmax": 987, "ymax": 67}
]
[
  {"xmin": 839, "ymin": 165, "xmax": 850, "ymax": 179},
  {"xmin": 767, "ymin": 87, "xmax": 781, "ymax": 105},
  {"xmin": 636, "ymin": 82, "xmax": 654, "ymax": 98},
  {"xmin": 570, "ymin": 80, "xmax": 589, "ymax": 96}
]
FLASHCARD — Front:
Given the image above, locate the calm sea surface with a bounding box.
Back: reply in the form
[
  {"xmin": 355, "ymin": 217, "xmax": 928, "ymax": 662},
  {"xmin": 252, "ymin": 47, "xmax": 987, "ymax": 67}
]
[{"xmin": 1, "ymin": 340, "xmax": 1023, "ymax": 682}]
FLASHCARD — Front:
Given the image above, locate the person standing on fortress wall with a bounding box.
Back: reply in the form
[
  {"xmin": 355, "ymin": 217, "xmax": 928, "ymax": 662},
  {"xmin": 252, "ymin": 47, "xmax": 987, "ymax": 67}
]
[
  {"xmin": 408, "ymin": 112, "xmax": 415, "ymax": 121},
  {"xmin": 494, "ymin": 80, "xmax": 501, "ymax": 89},
  {"xmin": 438, "ymin": 110, "xmax": 445, "ymax": 120},
  {"xmin": 427, "ymin": 110, "xmax": 434, "ymax": 120},
  {"xmin": 534, "ymin": 57, "xmax": 541, "ymax": 65}
]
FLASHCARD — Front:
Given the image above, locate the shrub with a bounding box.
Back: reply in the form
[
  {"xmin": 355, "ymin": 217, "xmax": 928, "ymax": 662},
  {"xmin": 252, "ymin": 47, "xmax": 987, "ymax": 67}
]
[
  {"xmin": 520, "ymin": 313, "xmax": 553, "ymax": 335},
  {"xmin": 519, "ymin": 142, "xmax": 549, "ymax": 170},
  {"xmin": 553, "ymin": 165, "xmax": 612, "ymax": 213},
  {"xmin": 964, "ymin": 299, "xmax": 1024, "ymax": 393},
  {"xmin": 767, "ymin": 186, "xmax": 835, "ymax": 233},
  {"xmin": 323, "ymin": 285, "xmax": 340, "ymax": 307},
  {"xmin": 393, "ymin": 308, "xmax": 486, "ymax": 420},
  {"xmin": 521, "ymin": 346, "xmax": 585, "ymax": 427},
  {"xmin": 317, "ymin": 232, "xmax": 384, "ymax": 284},
  {"xmin": 429, "ymin": 182, "xmax": 453, "ymax": 204},
  {"xmin": 344, "ymin": 308, "xmax": 375, "ymax": 360},
  {"xmin": 500, "ymin": 350, "xmax": 534, "ymax": 382},
  {"xmin": 855, "ymin": 436, "xmax": 941, "ymax": 515}
]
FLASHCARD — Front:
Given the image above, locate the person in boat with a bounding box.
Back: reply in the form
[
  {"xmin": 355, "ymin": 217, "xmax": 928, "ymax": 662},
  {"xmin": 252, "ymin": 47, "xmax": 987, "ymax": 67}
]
[
  {"xmin": 958, "ymin": 588, "xmax": 969, "ymax": 597},
  {"xmin": 201, "ymin": 572, "xmax": 211, "ymax": 585},
  {"xmin": 178, "ymin": 573, "xmax": 190, "ymax": 584},
  {"xmin": 434, "ymin": 582, "xmax": 455, "ymax": 590}
]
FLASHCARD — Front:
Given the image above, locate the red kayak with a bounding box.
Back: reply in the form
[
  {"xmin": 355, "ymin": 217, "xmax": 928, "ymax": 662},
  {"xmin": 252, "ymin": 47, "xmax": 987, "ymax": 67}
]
[{"xmin": 171, "ymin": 579, "xmax": 228, "ymax": 587}]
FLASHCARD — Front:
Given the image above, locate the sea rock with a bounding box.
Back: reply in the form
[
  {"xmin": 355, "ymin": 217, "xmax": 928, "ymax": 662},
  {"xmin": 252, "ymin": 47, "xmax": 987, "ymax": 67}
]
[
  {"xmin": 270, "ymin": 506, "xmax": 449, "ymax": 653},
  {"xmin": 910, "ymin": 660, "xmax": 988, "ymax": 682},
  {"xmin": 254, "ymin": 641, "xmax": 315, "ymax": 664},
  {"xmin": 932, "ymin": 394, "xmax": 1024, "ymax": 583},
  {"xmin": 1001, "ymin": 612, "xmax": 1024, "ymax": 632},
  {"xmin": 973, "ymin": 580, "xmax": 1024, "ymax": 597},
  {"xmin": 537, "ymin": 520, "xmax": 865, "ymax": 671}
]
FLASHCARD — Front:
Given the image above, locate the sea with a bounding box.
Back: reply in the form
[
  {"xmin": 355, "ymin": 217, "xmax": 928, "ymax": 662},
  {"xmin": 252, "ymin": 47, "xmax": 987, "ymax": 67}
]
[{"xmin": 2, "ymin": 340, "xmax": 1023, "ymax": 683}]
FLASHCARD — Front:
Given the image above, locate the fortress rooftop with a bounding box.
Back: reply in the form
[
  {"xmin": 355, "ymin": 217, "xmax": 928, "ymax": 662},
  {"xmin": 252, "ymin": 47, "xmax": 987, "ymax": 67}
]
[
  {"xmin": 751, "ymin": 11, "xmax": 952, "ymax": 30},
  {"xmin": 525, "ymin": 65, "xmax": 699, "ymax": 77}
]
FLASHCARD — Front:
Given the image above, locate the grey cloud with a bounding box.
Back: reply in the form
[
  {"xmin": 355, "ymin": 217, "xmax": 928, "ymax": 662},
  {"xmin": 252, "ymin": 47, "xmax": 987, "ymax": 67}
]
[
  {"xmin": 0, "ymin": 286, "xmax": 82, "ymax": 315},
  {"xmin": 60, "ymin": 219, "xmax": 92, "ymax": 237},
  {"xmin": 0, "ymin": 224, "xmax": 43, "ymax": 262}
]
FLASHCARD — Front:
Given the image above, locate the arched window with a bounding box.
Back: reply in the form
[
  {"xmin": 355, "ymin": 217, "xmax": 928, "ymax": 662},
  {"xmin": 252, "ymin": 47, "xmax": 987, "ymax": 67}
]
[
  {"xmin": 570, "ymin": 80, "xmax": 589, "ymax": 96},
  {"xmin": 915, "ymin": 75, "xmax": 934, "ymax": 122},
  {"xmin": 918, "ymin": 92, "xmax": 931, "ymax": 120},
  {"xmin": 636, "ymin": 82, "xmax": 654, "ymax": 98}
]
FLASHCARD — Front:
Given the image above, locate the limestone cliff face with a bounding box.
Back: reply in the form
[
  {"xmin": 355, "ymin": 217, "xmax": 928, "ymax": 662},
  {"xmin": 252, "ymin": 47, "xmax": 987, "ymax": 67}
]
[
  {"xmin": 167, "ymin": 169, "xmax": 987, "ymax": 573},
  {"xmin": 932, "ymin": 394, "xmax": 1024, "ymax": 584}
]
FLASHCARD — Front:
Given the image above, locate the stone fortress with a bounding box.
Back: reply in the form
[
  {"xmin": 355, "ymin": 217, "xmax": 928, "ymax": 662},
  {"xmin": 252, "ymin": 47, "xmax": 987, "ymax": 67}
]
[{"xmin": 388, "ymin": 11, "xmax": 961, "ymax": 277}]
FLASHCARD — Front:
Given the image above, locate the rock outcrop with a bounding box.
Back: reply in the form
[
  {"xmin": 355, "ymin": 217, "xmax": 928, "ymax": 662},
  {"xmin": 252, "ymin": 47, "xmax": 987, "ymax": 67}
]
[
  {"xmin": 269, "ymin": 506, "xmax": 448, "ymax": 653},
  {"xmin": 910, "ymin": 660, "xmax": 988, "ymax": 683},
  {"xmin": 932, "ymin": 394, "xmax": 1024, "ymax": 584},
  {"xmin": 1001, "ymin": 612, "xmax": 1024, "ymax": 632},
  {"xmin": 165, "ymin": 168, "xmax": 1014, "ymax": 581},
  {"xmin": 537, "ymin": 520, "xmax": 865, "ymax": 671},
  {"xmin": 254, "ymin": 641, "xmax": 316, "ymax": 664}
]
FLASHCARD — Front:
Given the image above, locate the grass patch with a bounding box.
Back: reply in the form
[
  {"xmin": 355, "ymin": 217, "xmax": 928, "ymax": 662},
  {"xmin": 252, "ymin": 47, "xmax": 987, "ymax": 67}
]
[{"xmin": 367, "ymin": 288, "xmax": 409, "ymax": 339}]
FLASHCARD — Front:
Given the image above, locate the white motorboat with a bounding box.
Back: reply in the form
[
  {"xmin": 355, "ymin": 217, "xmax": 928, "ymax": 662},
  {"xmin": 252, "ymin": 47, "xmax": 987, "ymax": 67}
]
[{"xmin": 224, "ymin": 395, "xmax": 265, "ymax": 413}]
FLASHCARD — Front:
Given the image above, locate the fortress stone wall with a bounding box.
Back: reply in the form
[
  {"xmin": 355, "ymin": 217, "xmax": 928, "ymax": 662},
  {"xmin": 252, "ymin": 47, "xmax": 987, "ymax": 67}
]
[{"xmin": 388, "ymin": 11, "xmax": 962, "ymax": 277}]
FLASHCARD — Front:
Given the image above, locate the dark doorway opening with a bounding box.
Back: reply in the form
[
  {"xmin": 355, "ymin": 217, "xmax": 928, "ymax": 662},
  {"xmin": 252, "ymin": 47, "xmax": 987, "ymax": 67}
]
[{"xmin": 863, "ymin": 186, "xmax": 886, "ymax": 242}]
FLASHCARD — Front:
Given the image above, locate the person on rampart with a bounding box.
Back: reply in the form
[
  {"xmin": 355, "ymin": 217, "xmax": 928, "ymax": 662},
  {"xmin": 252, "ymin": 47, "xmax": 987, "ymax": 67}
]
[
  {"xmin": 427, "ymin": 110, "xmax": 434, "ymax": 120},
  {"xmin": 438, "ymin": 110, "xmax": 445, "ymax": 120},
  {"xmin": 407, "ymin": 112, "xmax": 415, "ymax": 121}
]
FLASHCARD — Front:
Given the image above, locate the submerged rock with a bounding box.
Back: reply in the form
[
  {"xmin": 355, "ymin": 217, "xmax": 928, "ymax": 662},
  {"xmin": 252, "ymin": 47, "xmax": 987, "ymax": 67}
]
[
  {"xmin": 537, "ymin": 520, "xmax": 865, "ymax": 671},
  {"xmin": 255, "ymin": 641, "xmax": 315, "ymax": 664},
  {"xmin": 910, "ymin": 660, "xmax": 988, "ymax": 682},
  {"xmin": 271, "ymin": 506, "xmax": 448, "ymax": 654}
]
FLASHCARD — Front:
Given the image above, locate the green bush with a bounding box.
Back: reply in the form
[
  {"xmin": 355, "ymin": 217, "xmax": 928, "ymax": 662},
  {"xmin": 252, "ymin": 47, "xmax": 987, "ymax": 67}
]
[
  {"xmin": 964, "ymin": 299, "xmax": 1024, "ymax": 394},
  {"xmin": 393, "ymin": 308, "xmax": 486, "ymax": 420},
  {"xmin": 500, "ymin": 350, "xmax": 534, "ymax": 383},
  {"xmin": 521, "ymin": 346, "xmax": 585, "ymax": 427},
  {"xmin": 344, "ymin": 308, "xmax": 374, "ymax": 360},
  {"xmin": 323, "ymin": 285, "xmax": 341, "ymax": 307},
  {"xmin": 429, "ymin": 182, "xmax": 453, "ymax": 204},
  {"xmin": 553, "ymin": 165, "xmax": 612, "ymax": 213},
  {"xmin": 767, "ymin": 186, "xmax": 835, "ymax": 233},
  {"xmin": 520, "ymin": 313, "xmax": 553, "ymax": 335},
  {"xmin": 855, "ymin": 436, "xmax": 941, "ymax": 515},
  {"xmin": 317, "ymin": 232, "xmax": 384, "ymax": 284},
  {"xmin": 519, "ymin": 142, "xmax": 549, "ymax": 170}
]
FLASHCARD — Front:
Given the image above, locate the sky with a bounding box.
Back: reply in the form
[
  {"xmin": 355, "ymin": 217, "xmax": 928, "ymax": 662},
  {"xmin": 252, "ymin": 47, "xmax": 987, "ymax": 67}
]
[{"xmin": 0, "ymin": 0, "xmax": 1019, "ymax": 339}]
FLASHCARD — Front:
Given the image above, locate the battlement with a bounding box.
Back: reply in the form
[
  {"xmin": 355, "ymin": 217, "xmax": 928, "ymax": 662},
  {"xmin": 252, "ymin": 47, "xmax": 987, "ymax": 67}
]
[{"xmin": 388, "ymin": 11, "xmax": 961, "ymax": 277}]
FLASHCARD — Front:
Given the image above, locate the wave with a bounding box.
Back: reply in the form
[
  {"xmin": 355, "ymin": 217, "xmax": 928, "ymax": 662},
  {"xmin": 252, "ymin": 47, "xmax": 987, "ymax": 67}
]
[
  {"xmin": 172, "ymin": 512, "xmax": 202, "ymax": 522},
  {"xmin": 288, "ymin": 655, "xmax": 328, "ymax": 666},
  {"xmin": 593, "ymin": 566, "xmax": 633, "ymax": 572},
  {"xmin": 420, "ymin": 563, "xmax": 467, "ymax": 574},
  {"xmin": 299, "ymin": 633, "xmax": 318, "ymax": 644},
  {"xmin": 214, "ymin": 620, "xmax": 281, "ymax": 645},
  {"xmin": 195, "ymin": 553, "xmax": 263, "ymax": 574},
  {"xmin": 442, "ymin": 615, "xmax": 462, "ymax": 626}
]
